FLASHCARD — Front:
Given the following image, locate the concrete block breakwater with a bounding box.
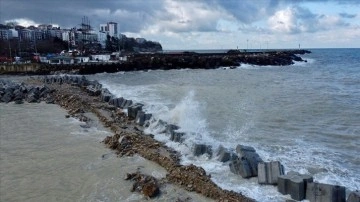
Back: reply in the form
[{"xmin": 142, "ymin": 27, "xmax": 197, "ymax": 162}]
[
  {"xmin": 2, "ymin": 75, "xmax": 357, "ymax": 202},
  {"xmin": 0, "ymin": 50, "xmax": 311, "ymax": 75}
]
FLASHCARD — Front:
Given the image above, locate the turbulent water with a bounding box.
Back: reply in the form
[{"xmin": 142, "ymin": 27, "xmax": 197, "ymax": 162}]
[{"xmin": 86, "ymin": 48, "xmax": 360, "ymax": 201}]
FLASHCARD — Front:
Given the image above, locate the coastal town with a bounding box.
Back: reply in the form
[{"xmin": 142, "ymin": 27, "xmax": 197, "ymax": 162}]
[{"xmin": 0, "ymin": 17, "xmax": 162, "ymax": 64}]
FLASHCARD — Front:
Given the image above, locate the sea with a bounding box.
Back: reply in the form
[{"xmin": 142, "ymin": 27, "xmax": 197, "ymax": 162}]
[{"xmin": 1, "ymin": 48, "xmax": 359, "ymax": 201}]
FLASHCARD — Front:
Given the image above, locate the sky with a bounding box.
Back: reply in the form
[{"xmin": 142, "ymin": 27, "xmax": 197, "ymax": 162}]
[{"xmin": 1, "ymin": 0, "xmax": 359, "ymax": 49}]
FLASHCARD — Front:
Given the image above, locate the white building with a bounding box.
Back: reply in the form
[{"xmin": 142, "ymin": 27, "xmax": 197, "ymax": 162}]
[
  {"xmin": 136, "ymin": 38, "xmax": 146, "ymax": 44},
  {"xmin": 0, "ymin": 29, "xmax": 12, "ymax": 40},
  {"xmin": 99, "ymin": 22, "xmax": 118, "ymax": 37},
  {"xmin": 98, "ymin": 31, "xmax": 107, "ymax": 48}
]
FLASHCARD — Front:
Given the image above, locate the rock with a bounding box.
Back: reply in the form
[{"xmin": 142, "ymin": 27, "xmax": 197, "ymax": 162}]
[
  {"xmin": 306, "ymin": 182, "xmax": 346, "ymax": 202},
  {"xmin": 234, "ymin": 144, "xmax": 263, "ymax": 177},
  {"xmin": 347, "ymin": 191, "xmax": 360, "ymax": 202},
  {"xmin": 142, "ymin": 182, "xmax": 160, "ymax": 198},
  {"xmin": 14, "ymin": 99, "xmax": 24, "ymax": 104},
  {"xmin": 278, "ymin": 171, "xmax": 313, "ymax": 201},
  {"xmin": 45, "ymin": 97, "xmax": 55, "ymax": 104},
  {"xmin": 257, "ymin": 161, "xmax": 284, "ymax": 185},
  {"xmin": 1, "ymin": 93, "xmax": 13, "ymax": 103},
  {"xmin": 170, "ymin": 131, "xmax": 185, "ymax": 143},
  {"xmin": 193, "ymin": 144, "xmax": 212, "ymax": 157}
]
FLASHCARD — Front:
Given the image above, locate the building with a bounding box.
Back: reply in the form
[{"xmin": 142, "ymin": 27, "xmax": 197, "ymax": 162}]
[
  {"xmin": 0, "ymin": 29, "xmax": 12, "ymax": 40},
  {"xmin": 136, "ymin": 38, "xmax": 146, "ymax": 44},
  {"xmin": 99, "ymin": 22, "xmax": 118, "ymax": 37}
]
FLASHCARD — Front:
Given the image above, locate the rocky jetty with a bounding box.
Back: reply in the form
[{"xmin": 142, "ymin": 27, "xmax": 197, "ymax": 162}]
[
  {"xmin": 4, "ymin": 74, "xmax": 355, "ymax": 202},
  {"xmin": 0, "ymin": 50, "xmax": 311, "ymax": 75}
]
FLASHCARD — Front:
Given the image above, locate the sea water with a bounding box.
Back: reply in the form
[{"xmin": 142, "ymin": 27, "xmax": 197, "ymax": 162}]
[{"xmin": 89, "ymin": 48, "xmax": 360, "ymax": 201}]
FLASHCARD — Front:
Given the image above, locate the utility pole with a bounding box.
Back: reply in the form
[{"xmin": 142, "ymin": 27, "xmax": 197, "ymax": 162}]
[{"xmin": 247, "ymin": 39, "xmax": 249, "ymax": 50}]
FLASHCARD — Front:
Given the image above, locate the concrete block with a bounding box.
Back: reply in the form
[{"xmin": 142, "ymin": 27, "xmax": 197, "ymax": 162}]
[
  {"xmin": 193, "ymin": 144, "xmax": 212, "ymax": 157},
  {"xmin": 229, "ymin": 158, "xmax": 253, "ymax": 178},
  {"xmin": 306, "ymin": 182, "xmax": 346, "ymax": 202},
  {"xmin": 347, "ymin": 191, "xmax": 360, "ymax": 202},
  {"xmin": 135, "ymin": 111, "xmax": 146, "ymax": 126},
  {"xmin": 235, "ymin": 144, "xmax": 263, "ymax": 176},
  {"xmin": 170, "ymin": 131, "xmax": 185, "ymax": 143},
  {"xmin": 258, "ymin": 161, "xmax": 284, "ymax": 185},
  {"xmin": 278, "ymin": 171, "xmax": 313, "ymax": 201},
  {"xmin": 166, "ymin": 124, "xmax": 180, "ymax": 135},
  {"xmin": 101, "ymin": 93, "xmax": 112, "ymax": 102},
  {"xmin": 115, "ymin": 97, "xmax": 124, "ymax": 107},
  {"xmin": 216, "ymin": 145, "xmax": 234, "ymax": 162}
]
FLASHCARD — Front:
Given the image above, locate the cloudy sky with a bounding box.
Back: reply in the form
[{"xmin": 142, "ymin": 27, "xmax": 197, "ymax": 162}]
[{"xmin": 1, "ymin": 0, "xmax": 359, "ymax": 49}]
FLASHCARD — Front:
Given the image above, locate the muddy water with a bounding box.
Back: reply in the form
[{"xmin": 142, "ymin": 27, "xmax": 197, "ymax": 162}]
[{"xmin": 0, "ymin": 103, "xmax": 212, "ymax": 202}]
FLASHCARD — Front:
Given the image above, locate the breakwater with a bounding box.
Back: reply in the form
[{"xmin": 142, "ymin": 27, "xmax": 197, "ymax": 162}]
[
  {"xmin": 0, "ymin": 50, "xmax": 310, "ymax": 75},
  {"xmin": 2, "ymin": 75, "xmax": 358, "ymax": 202}
]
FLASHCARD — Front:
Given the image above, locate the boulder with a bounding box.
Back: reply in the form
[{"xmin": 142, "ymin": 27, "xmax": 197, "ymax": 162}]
[
  {"xmin": 14, "ymin": 99, "xmax": 24, "ymax": 104},
  {"xmin": 306, "ymin": 182, "xmax": 346, "ymax": 202},
  {"xmin": 278, "ymin": 171, "xmax": 313, "ymax": 201},
  {"xmin": 193, "ymin": 144, "xmax": 212, "ymax": 157},
  {"xmin": 347, "ymin": 191, "xmax": 360, "ymax": 202},
  {"xmin": 1, "ymin": 93, "xmax": 13, "ymax": 103},
  {"xmin": 257, "ymin": 161, "xmax": 284, "ymax": 185}
]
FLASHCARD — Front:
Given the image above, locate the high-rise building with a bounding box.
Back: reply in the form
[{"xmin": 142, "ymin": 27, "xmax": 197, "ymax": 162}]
[{"xmin": 99, "ymin": 22, "xmax": 118, "ymax": 37}]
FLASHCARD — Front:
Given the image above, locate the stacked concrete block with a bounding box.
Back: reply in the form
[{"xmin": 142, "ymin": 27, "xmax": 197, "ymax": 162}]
[
  {"xmin": 229, "ymin": 144, "xmax": 263, "ymax": 178},
  {"xmin": 278, "ymin": 171, "xmax": 313, "ymax": 201},
  {"xmin": 193, "ymin": 144, "xmax": 212, "ymax": 157},
  {"xmin": 170, "ymin": 131, "xmax": 185, "ymax": 143},
  {"xmin": 121, "ymin": 99, "xmax": 133, "ymax": 109},
  {"xmin": 216, "ymin": 145, "xmax": 236, "ymax": 163},
  {"xmin": 101, "ymin": 93, "xmax": 112, "ymax": 102},
  {"xmin": 127, "ymin": 103, "xmax": 144, "ymax": 119},
  {"xmin": 258, "ymin": 161, "xmax": 284, "ymax": 185},
  {"xmin": 229, "ymin": 157, "xmax": 253, "ymax": 178},
  {"xmin": 166, "ymin": 124, "xmax": 180, "ymax": 135},
  {"xmin": 305, "ymin": 182, "xmax": 346, "ymax": 202},
  {"xmin": 347, "ymin": 191, "xmax": 360, "ymax": 202},
  {"xmin": 135, "ymin": 111, "xmax": 152, "ymax": 126}
]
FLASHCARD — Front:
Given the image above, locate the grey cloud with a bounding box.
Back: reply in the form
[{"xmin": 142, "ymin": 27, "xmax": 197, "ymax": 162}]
[
  {"xmin": 1, "ymin": 0, "xmax": 164, "ymax": 32},
  {"xmin": 339, "ymin": 12, "xmax": 357, "ymax": 18},
  {"xmin": 214, "ymin": 0, "xmax": 281, "ymax": 24}
]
